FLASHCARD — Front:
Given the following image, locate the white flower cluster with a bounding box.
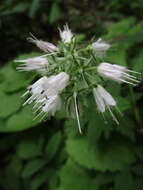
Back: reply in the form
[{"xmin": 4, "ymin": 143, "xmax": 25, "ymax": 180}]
[
  {"xmin": 15, "ymin": 24, "xmax": 141, "ymax": 133},
  {"xmin": 22, "ymin": 72, "xmax": 69, "ymax": 119}
]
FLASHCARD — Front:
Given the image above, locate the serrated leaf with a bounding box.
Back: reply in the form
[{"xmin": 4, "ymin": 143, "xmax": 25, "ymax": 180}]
[
  {"xmin": 22, "ymin": 159, "xmax": 47, "ymax": 178},
  {"xmin": 86, "ymin": 98, "xmax": 114, "ymax": 143},
  {"xmin": 87, "ymin": 111, "xmax": 110, "ymax": 145},
  {"xmin": 66, "ymin": 133, "xmax": 135, "ymax": 171},
  {"xmin": 45, "ymin": 131, "xmax": 62, "ymax": 162},
  {"xmin": 59, "ymin": 159, "xmax": 98, "ymax": 190}
]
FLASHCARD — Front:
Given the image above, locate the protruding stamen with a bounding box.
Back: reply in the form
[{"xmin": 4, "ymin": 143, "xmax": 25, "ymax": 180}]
[
  {"xmin": 107, "ymin": 104, "xmax": 119, "ymax": 125},
  {"xmin": 73, "ymin": 92, "xmax": 82, "ymax": 134}
]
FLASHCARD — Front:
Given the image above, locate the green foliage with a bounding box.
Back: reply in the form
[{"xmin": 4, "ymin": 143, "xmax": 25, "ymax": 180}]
[
  {"xmin": 49, "ymin": 2, "xmax": 61, "ymax": 24},
  {"xmin": 59, "ymin": 159, "xmax": 99, "ymax": 190},
  {"xmin": 45, "ymin": 131, "xmax": 62, "ymax": 162},
  {"xmin": 0, "ymin": 0, "xmax": 62, "ymax": 24},
  {"xmin": 1, "ymin": 2, "xmax": 143, "ymax": 189},
  {"xmin": 0, "ymin": 53, "xmax": 40, "ymax": 132},
  {"xmin": 0, "ymin": 91, "xmax": 22, "ymax": 118},
  {"xmin": 17, "ymin": 137, "xmax": 43, "ymax": 159},
  {"xmin": 22, "ymin": 158, "xmax": 47, "ymax": 178},
  {"xmin": 114, "ymin": 171, "xmax": 134, "ymax": 190},
  {"xmin": 66, "ymin": 131, "xmax": 135, "ymax": 171}
]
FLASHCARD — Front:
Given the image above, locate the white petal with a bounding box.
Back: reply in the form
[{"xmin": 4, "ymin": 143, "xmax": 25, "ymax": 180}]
[
  {"xmin": 93, "ymin": 88, "xmax": 105, "ymax": 112},
  {"xmin": 97, "ymin": 85, "xmax": 116, "ymax": 106}
]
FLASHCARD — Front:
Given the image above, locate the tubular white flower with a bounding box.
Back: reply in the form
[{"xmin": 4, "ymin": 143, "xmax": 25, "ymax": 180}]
[
  {"xmin": 47, "ymin": 72, "xmax": 69, "ymax": 92},
  {"xmin": 92, "ymin": 38, "xmax": 110, "ymax": 58},
  {"xmin": 33, "ymin": 95, "xmax": 62, "ymax": 119},
  {"xmin": 22, "ymin": 76, "xmax": 51, "ymax": 106},
  {"xmin": 97, "ymin": 62, "xmax": 140, "ymax": 85},
  {"xmin": 42, "ymin": 95, "xmax": 61, "ymax": 116},
  {"xmin": 93, "ymin": 85, "xmax": 119, "ymax": 124},
  {"xmin": 59, "ymin": 24, "xmax": 73, "ymax": 43},
  {"xmin": 27, "ymin": 33, "xmax": 58, "ymax": 52},
  {"xmin": 22, "ymin": 72, "xmax": 69, "ymax": 117},
  {"xmin": 16, "ymin": 57, "xmax": 49, "ymax": 73}
]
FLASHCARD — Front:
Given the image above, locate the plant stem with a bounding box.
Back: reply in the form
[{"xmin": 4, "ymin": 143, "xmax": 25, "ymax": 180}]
[{"xmin": 129, "ymin": 86, "xmax": 142, "ymax": 128}]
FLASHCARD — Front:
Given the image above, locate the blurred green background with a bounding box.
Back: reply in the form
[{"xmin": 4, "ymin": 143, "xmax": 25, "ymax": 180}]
[{"xmin": 1, "ymin": 0, "xmax": 143, "ymax": 189}]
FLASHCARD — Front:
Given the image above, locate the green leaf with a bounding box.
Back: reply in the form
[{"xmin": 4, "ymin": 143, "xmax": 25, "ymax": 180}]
[
  {"xmin": 1, "ymin": 2, "xmax": 29, "ymax": 15},
  {"xmin": 1, "ymin": 66, "xmax": 35, "ymax": 93},
  {"xmin": 133, "ymin": 49, "xmax": 143, "ymax": 72},
  {"xmin": 45, "ymin": 131, "xmax": 62, "ymax": 162},
  {"xmin": 132, "ymin": 164, "xmax": 143, "ymax": 175},
  {"xmin": 75, "ymin": 34, "xmax": 86, "ymax": 43},
  {"xmin": 0, "ymin": 91, "xmax": 22, "ymax": 118},
  {"xmin": 22, "ymin": 159, "xmax": 47, "ymax": 178},
  {"xmin": 0, "ymin": 53, "xmax": 40, "ymax": 93},
  {"xmin": 135, "ymin": 145, "xmax": 143, "ymax": 161},
  {"xmin": 116, "ymin": 97, "xmax": 130, "ymax": 112},
  {"xmin": 104, "ymin": 17, "xmax": 136, "ymax": 40},
  {"xmin": 2, "ymin": 155, "xmax": 23, "ymax": 190},
  {"xmin": 49, "ymin": 2, "xmax": 61, "ymax": 24},
  {"xmin": 105, "ymin": 81, "xmax": 121, "ymax": 97},
  {"xmin": 106, "ymin": 44, "xmax": 127, "ymax": 66},
  {"xmin": 114, "ymin": 171, "xmax": 133, "ymax": 190},
  {"xmin": 30, "ymin": 170, "xmax": 49, "ymax": 190},
  {"xmin": 86, "ymin": 98, "xmax": 114, "ymax": 143},
  {"xmin": 115, "ymin": 118, "xmax": 135, "ymax": 141},
  {"xmin": 6, "ymin": 155, "xmax": 23, "ymax": 175},
  {"xmin": 66, "ymin": 132, "xmax": 135, "ymax": 171},
  {"xmin": 17, "ymin": 138, "xmax": 42, "ymax": 160},
  {"xmin": 1, "ymin": 106, "xmax": 39, "ymax": 132},
  {"xmin": 59, "ymin": 159, "xmax": 99, "ymax": 190},
  {"xmin": 95, "ymin": 173, "xmax": 114, "ymax": 185},
  {"xmin": 29, "ymin": 0, "xmax": 40, "ymax": 18},
  {"xmin": 133, "ymin": 178, "xmax": 143, "ymax": 189},
  {"xmin": 87, "ymin": 111, "xmax": 111, "ymax": 145}
]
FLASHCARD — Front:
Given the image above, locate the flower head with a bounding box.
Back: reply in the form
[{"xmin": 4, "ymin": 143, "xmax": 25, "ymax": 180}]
[
  {"xmin": 93, "ymin": 85, "xmax": 119, "ymax": 124},
  {"xmin": 28, "ymin": 33, "xmax": 58, "ymax": 52},
  {"xmin": 16, "ymin": 57, "xmax": 49, "ymax": 73},
  {"xmin": 97, "ymin": 62, "xmax": 140, "ymax": 85},
  {"xmin": 59, "ymin": 24, "xmax": 73, "ymax": 43},
  {"xmin": 92, "ymin": 38, "xmax": 110, "ymax": 58}
]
